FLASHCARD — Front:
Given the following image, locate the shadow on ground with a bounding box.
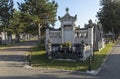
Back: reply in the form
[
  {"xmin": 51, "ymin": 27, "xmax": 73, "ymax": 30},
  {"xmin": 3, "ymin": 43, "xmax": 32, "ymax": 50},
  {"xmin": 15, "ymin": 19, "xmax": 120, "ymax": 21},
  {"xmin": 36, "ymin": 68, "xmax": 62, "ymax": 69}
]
[
  {"xmin": 0, "ymin": 55, "xmax": 26, "ymax": 62},
  {"xmin": 0, "ymin": 73, "xmax": 99, "ymax": 79}
]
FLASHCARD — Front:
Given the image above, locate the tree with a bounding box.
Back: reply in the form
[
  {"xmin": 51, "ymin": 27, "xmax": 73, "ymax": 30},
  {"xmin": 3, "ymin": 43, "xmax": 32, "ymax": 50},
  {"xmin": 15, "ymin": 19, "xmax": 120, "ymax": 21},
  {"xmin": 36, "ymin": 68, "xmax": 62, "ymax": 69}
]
[
  {"xmin": 18, "ymin": 0, "xmax": 58, "ymax": 42},
  {"xmin": 0, "ymin": 0, "xmax": 14, "ymax": 31},
  {"xmin": 97, "ymin": 0, "xmax": 120, "ymax": 39},
  {"xmin": 9, "ymin": 9, "xmax": 38, "ymax": 42},
  {"xmin": 9, "ymin": 10, "xmax": 23, "ymax": 42}
]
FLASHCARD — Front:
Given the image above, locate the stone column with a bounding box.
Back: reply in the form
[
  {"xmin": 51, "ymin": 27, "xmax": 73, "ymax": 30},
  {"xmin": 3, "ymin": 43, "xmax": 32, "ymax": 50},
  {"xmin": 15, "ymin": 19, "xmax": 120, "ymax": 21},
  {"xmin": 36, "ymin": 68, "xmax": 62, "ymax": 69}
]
[
  {"xmin": 47, "ymin": 41, "xmax": 52, "ymax": 59},
  {"xmin": 61, "ymin": 25, "xmax": 64, "ymax": 44},
  {"xmin": 46, "ymin": 29, "xmax": 49, "ymax": 49},
  {"xmin": 72, "ymin": 25, "xmax": 75, "ymax": 45},
  {"xmin": 88, "ymin": 27, "xmax": 93, "ymax": 56}
]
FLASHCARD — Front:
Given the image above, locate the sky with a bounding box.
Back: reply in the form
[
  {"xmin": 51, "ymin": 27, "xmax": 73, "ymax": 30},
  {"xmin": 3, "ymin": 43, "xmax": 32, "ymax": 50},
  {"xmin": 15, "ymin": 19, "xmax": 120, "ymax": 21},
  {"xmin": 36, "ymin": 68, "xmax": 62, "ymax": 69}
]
[{"xmin": 14, "ymin": 0, "xmax": 101, "ymax": 28}]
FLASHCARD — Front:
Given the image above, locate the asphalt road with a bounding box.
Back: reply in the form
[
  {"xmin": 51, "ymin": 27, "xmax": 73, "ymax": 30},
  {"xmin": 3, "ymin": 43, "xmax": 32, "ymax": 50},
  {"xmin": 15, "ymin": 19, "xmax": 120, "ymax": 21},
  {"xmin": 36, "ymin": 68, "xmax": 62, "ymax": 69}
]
[
  {"xmin": 0, "ymin": 40, "xmax": 120, "ymax": 79},
  {"xmin": 96, "ymin": 40, "xmax": 120, "ymax": 79}
]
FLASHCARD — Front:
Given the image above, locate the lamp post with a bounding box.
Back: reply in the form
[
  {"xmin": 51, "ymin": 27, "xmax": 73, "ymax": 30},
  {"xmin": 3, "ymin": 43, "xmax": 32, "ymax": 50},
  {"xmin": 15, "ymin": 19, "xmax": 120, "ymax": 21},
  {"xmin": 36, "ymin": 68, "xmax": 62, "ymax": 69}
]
[
  {"xmin": 28, "ymin": 52, "xmax": 32, "ymax": 66},
  {"xmin": 88, "ymin": 56, "xmax": 92, "ymax": 71}
]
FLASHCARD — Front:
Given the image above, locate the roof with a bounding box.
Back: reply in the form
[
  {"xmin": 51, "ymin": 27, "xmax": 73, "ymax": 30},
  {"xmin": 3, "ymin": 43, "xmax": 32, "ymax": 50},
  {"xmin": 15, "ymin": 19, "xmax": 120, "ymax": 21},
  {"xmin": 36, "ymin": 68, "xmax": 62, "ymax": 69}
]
[{"xmin": 58, "ymin": 8, "xmax": 77, "ymax": 22}]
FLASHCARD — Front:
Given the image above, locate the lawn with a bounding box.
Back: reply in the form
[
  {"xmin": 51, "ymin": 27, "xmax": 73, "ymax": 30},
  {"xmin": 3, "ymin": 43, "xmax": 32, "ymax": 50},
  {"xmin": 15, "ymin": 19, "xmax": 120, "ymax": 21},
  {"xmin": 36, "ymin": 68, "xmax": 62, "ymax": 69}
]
[
  {"xmin": 92, "ymin": 42, "xmax": 114, "ymax": 69},
  {"xmin": 31, "ymin": 42, "xmax": 114, "ymax": 71},
  {"xmin": 0, "ymin": 45, "xmax": 12, "ymax": 49}
]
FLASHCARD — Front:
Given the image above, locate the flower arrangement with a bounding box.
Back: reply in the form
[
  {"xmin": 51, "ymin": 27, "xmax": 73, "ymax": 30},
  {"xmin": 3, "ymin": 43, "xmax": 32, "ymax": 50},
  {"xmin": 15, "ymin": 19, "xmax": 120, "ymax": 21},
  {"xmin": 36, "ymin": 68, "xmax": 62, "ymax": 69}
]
[{"xmin": 62, "ymin": 41, "xmax": 71, "ymax": 48}]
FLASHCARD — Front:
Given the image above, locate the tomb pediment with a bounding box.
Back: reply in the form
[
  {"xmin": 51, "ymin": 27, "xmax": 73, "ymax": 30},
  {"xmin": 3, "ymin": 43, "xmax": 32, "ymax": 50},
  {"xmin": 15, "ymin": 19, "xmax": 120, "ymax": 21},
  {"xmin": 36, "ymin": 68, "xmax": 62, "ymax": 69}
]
[
  {"xmin": 58, "ymin": 8, "xmax": 77, "ymax": 22},
  {"xmin": 58, "ymin": 14, "xmax": 77, "ymax": 22}
]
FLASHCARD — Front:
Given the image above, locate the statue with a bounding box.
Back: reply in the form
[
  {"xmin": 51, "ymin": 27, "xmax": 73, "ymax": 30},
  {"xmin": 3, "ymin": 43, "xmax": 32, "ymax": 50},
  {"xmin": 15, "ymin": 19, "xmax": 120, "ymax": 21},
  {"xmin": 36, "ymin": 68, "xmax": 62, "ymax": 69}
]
[{"xmin": 88, "ymin": 19, "xmax": 94, "ymax": 28}]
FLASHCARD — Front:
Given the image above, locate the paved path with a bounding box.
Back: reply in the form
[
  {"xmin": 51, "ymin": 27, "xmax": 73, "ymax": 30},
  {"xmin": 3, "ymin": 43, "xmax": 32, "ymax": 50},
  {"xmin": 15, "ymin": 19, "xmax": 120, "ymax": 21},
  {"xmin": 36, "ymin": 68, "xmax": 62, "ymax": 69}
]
[
  {"xmin": 0, "ymin": 40, "xmax": 37, "ymax": 67},
  {"xmin": 0, "ymin": 39, "xmax": 120, "ymax": 79},
  {"xmin": 0, "ymin": 40, "xmax": 94, "ymax": 79},
  {"xmin": 95, "ymin": 39, "xmax": 120, "ymax": 79}
]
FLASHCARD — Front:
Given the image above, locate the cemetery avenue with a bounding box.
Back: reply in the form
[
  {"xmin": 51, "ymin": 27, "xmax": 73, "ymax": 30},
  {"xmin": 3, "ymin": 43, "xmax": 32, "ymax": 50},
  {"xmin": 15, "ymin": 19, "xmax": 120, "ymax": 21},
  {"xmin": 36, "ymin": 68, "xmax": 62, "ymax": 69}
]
[
  {"xmin": 0, "ymin": 39, "xmax": 120, "ymax": 79},
  {"xmin": 1, "ymin": 0, "xmax": 120, "ymax": 79}
]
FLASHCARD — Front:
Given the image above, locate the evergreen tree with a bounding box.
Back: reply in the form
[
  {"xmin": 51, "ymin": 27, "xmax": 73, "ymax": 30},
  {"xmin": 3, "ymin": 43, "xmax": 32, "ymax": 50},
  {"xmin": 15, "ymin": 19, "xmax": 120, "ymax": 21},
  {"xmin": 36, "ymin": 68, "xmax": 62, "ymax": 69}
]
[
  {"xmin": 18, "ymin": 0, "xmax": 58, "ymax": 42},
  {"xmin": 9, "ymin": 10, "xmax": 22, "ymax": 42},
  {"xmin": 0, "ymin": 0, "xmax": 14, "ymax": 31},
  {"xmin": 97, "ymin": 0, "xmax": 120, "ymax": 39}
]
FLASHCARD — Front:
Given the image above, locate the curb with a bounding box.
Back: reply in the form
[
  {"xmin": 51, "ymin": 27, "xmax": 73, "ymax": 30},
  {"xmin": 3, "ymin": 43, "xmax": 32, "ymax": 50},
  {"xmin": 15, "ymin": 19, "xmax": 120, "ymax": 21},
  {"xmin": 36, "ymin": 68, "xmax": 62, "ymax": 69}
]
[
  {"xmin": 94, "ymin": 42, "xmax": 116, "ymax": 75},
  {"xmin": 27, "ymin": 67, "xmax": 88, "ymax": 74}
]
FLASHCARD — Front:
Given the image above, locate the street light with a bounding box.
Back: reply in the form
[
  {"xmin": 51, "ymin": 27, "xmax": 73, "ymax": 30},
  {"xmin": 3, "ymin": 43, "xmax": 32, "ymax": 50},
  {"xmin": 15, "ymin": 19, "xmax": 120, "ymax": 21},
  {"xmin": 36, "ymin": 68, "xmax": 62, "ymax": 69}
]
[
  {"xmin": 88, "ymin": 56, "xmax": 92, "ymax": 71},
  {"xmin": 28, "ymin": 52, "xmax": 32, "ymax": 66}
]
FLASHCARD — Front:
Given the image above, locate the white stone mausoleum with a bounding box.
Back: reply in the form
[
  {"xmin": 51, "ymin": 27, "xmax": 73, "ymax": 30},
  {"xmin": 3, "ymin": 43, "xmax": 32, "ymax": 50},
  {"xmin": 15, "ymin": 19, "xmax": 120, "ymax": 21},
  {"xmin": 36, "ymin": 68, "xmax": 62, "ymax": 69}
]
[
  {"xmin": 45, "ymin": 8, "xmax": 94, "ymax": 60},
  {"xmin": 46, "ymin": 8, "xmax": 93, "ymax": 46}
]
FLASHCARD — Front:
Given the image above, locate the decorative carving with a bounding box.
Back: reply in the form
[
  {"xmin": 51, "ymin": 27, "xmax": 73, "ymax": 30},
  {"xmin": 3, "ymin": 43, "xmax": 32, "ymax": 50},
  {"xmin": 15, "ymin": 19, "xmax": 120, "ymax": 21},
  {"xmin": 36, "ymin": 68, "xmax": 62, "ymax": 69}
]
[
  {"xmin": 88, "ymin": 19, "xmax": 94, "ymax": 28},
  {"xmin": 66, "ymin": 7, "xmax": 69, "ymax": 14}
]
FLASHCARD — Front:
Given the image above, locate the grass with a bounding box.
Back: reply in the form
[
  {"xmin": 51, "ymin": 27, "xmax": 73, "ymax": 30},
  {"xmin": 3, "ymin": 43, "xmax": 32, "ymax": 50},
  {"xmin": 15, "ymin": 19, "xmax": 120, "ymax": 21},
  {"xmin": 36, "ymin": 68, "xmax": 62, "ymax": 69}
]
[
  {"xmin": 31, "ymin": 42, "xmax": 114, "ymax": 71},
  {"xmin": 92, "ymin": 42, "xmax": 114, "ymax": 69},
  {"xmin": 0, "ymin": 45, "xmax": 13, "ymax": 49}
]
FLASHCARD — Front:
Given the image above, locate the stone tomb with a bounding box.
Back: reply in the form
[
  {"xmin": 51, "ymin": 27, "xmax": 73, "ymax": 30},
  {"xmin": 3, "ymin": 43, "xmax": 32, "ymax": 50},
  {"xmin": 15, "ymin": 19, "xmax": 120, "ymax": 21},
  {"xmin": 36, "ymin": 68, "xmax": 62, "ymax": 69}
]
[
  {"xmin": 0, "ymin": 32, "xmax": 16, "ymax": 45},
  {"xmin": 0, "ymin": 32, "xmax": 8, "ymax": 44},
  {"xmin": 93, "ymin": 22, "xmax": 105, "ymax": 51},
  {"xmin": 46, "ymin": 8, "xmax": 94, "ymax": 60}
]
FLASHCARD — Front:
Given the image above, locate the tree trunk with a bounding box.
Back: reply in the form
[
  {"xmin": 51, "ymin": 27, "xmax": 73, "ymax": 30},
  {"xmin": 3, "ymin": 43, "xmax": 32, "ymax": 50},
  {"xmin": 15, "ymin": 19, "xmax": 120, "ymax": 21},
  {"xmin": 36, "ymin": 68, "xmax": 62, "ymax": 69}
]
[
  {"xmin": 3, "ymin": 28, "xmax": 7, "ymax": 44},
  {"xmin": 16, "ymin": 34, "xmax": 20, "ymax": 43},
  {"xmin": 38, "ymin": 23, "xmax": 42, "ymax": 43},
  {"xmin": 27, "ymin": 33, "xmax": 30, "ymax": 40}
]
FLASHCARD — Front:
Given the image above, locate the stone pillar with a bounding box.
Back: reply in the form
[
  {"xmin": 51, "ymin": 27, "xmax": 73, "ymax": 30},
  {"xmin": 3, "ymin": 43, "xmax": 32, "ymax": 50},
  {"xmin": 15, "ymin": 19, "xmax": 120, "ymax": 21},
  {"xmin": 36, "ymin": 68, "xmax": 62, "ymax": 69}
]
[
  {"xmin": 87, "ymin": 20, "xmax": 94, "ymax": 56},
  {"xmin": 72, "ymin": 25, "xmax": 75, "ymax": 45},
  {"xmin": 81, "ymin": 41, "xmax": 85, "ymax": 60},
  {"xmin": 46, "ymin": 28, "xmax": 49, "ymax": 49},
  {"xmin": 61, "ymin": 25, "xmax": 64, "ymax": 44},
  {"xmin": 88, "ymin": 26, "xmax": 93, "ymax": 56},
  {"xmin": 47, "ymin": 41, "xmax": 52, "ymax": 59},
  {"xmin": 2, "ymin": 32, "xmax": 7, "ymax": 44}
]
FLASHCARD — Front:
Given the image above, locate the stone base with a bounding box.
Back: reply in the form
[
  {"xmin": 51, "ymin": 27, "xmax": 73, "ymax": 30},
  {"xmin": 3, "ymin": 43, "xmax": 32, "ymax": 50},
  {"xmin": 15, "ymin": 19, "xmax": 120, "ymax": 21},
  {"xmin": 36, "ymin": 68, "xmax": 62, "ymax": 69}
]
[
  {"xmin": 86, "ymin": 70, "xmax": 97, "ymax": 75},
  {"xmin": 23, "ymin": 65, "xmax": 32, "ymax": 69}
]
